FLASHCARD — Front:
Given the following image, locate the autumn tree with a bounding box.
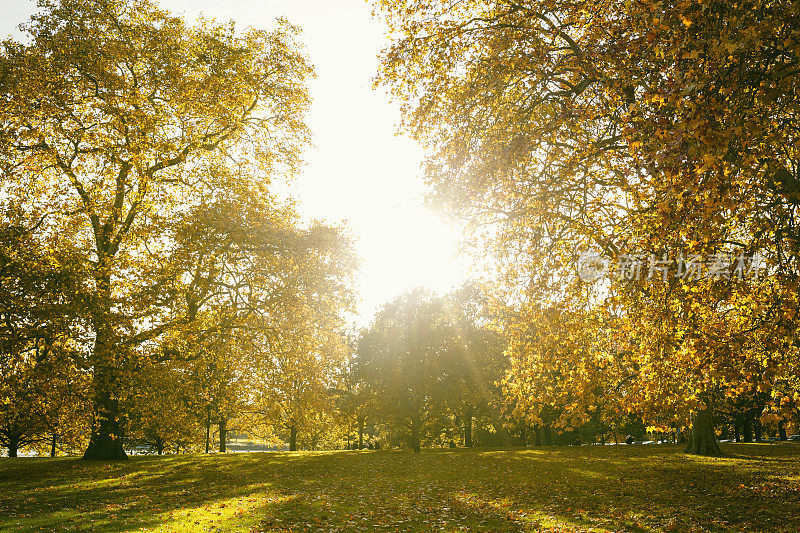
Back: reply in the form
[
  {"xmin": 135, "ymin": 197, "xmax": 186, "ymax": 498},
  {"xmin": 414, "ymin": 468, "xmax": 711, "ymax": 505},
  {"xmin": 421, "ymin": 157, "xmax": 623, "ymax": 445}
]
[
  {"xmin": 355, "ymin": 289, "xmax": 458, "ymax": 452},
  {"xmin": 250, "ymin": 234, "xmax": 355, "ymax": 452},
  {"xmin": 0, "ymin": 211, "xmax": 90, "ymax": 456},
  {"xmin": 375, "ymin": 0, "xmax": 800, "ymax": 455},
  {"xmin": 0, "ymin": 0, "xmax": 314, "ymax": 459}
]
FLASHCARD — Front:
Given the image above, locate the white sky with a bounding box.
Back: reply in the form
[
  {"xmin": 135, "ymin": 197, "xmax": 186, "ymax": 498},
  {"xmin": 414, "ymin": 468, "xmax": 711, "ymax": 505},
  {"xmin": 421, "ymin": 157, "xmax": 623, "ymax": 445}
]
[{"xmin": 0, "ymin": 0, "xmax": 468, "ymax": 326}]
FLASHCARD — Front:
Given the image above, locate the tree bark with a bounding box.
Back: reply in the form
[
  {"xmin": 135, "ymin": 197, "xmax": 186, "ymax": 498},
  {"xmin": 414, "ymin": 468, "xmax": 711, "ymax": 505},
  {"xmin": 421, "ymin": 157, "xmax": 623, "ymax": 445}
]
[
  {"xmin": 535, "ymin": 426, "xmax": 542, "ymax": 446},
  {"xmin": 753, "ymin": 418, "xmax": 762, "ymax": 442},
  {"xmin": 50, "ymin": 434, "xmax": 57, "ymax": 458},
  {"xmin": 7, "ymin": 433, "xmax": 20, "ymax": 458},
  {"xmin": 219, "ymin": 418, "xmax": 227, "ymax": 453},
  {"xmin": 684, "ymin": 401, "xmax": 722, "ymax": 456},
  {"xmin": 83, "ymin": 285, "xmax": 128, "ymax": 461},
  {"xmin": 358, "ymin": 415, "xmax": 364, "ymax": 449},
  {"xmin": 779, "ymin": 420, "xmax": 787, "ymax": 441},
  {"xmin": 519, "ymin": 422, "xmax": 527, "ymax": 446},
  {"xmin": 464, "ymin": 405, "xmax": 473, "ymax": 448},
  {"xmin": 410, "ymin": 415, "xmax": 421, "ymax": 453},
  {"xmin": 743, "ymin": 417, "xmax": 753, "ymax": 442},
  {"xmin": 289, "ymin": 422, "xmax": 297, "ymax": 451},
  {"xmin": 205, "ymin": 414, "xmax": 211, "ymax": 453},
  {"xmin": 543, "ymin": 425, "xmax": 553, "ymax": 446},
  {"xmin": 734, "ymin": 421, "xmax": 741, "ymax": 443}
]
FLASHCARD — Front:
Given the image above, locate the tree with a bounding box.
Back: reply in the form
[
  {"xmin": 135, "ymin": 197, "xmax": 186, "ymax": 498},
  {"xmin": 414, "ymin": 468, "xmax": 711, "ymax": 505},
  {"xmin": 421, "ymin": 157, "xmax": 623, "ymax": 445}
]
[
  {"xmin": 0, "ymin": 211, "xmax": 90, "ymax": 456},
  {"xmin": 0, "ymin": 0, "xmax": 313, "ymax": 459},
  {"xmin": 126, "ymin": 356, "xmax": 203, "ymax": 455},
  {"xmin": 374, "ymin": 0, "xmax": 800, "ymax": 456},
  {"xmin": 356, "ymin": 289, "xmax": 460, "ymax": 452},
  {"xmin": 251, "ymin": 263, "xmax": 354, "ymax": 452},
  {"xmin": 438, "ymin": 287, "xmax": 507, "ymax": 448}
]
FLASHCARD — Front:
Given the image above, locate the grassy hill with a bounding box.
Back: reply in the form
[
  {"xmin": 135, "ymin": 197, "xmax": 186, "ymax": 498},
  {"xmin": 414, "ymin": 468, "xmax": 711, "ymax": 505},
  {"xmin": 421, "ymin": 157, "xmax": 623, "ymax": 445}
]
[{"xmin": 1, "ymin": 444, "xmax": 799, "ymax": 532}]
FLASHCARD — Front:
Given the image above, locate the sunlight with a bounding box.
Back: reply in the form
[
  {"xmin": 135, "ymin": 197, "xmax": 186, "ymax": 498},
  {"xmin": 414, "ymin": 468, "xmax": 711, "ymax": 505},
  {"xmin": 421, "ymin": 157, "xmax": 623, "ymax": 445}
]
[{"xmin": 357, "ymin": 204, "xmax": 466, "ymax": 322}]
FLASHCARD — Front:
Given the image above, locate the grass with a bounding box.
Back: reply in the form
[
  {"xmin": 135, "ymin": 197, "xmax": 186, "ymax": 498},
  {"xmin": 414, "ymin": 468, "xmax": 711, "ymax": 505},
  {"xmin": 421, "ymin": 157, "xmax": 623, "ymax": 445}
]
[{"xmin": 1, "ymin": 443, "xmax": 799, "ymax": 532}]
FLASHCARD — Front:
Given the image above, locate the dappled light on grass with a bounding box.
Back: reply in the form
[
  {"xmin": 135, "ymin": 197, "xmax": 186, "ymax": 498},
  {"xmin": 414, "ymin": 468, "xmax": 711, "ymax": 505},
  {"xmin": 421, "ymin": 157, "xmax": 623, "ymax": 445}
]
[{"xmin": 1, "ymin": 445, "xmax": 799, "ymax": 532}]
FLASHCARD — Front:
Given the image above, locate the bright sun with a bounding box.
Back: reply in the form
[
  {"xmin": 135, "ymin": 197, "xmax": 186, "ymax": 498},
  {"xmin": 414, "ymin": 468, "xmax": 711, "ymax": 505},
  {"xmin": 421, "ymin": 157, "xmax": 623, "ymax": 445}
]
[{"xmin": 355, "ymin": 205, "xmax": 466, "ymax": 323}]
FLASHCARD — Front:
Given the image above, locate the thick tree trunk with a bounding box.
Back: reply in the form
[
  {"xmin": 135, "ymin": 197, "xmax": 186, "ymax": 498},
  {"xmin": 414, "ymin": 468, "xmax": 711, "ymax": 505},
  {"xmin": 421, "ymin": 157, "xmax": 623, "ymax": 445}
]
[
  {"xmin": 684, "ymin": 402, "xmax": 722, "ymax": 456},
  {"xmin": 743, "ymin": 417, "xmax": 753, "ymax": 442},
  {"xmin": 535, "ymin": 426, "xmax": 542, "ymax": 446},
  {"xmin": 50, "ymin": 434, "xmax": 57, "ymax": 458},
  {"xmin": 219, "ymin": 418, "xmax": 227, "ymax": 452},
  {"xmin": 753, "ymin": 418, "xmax": 762, "ymax": 442},
  {"xmin": 289, "ymin": 422, "xmax": 297, "ymax": 451},
  {"xmin": 358, "ymin": 415, "xmax": 364, "ymax": 449},
  {"xmin": 779, "ymin": 420, "xmax": 787, "ymax": 441},
  {"xmin": 410, "ymin": 415, "xmax": 421, "ymax": 453},
  {"xmin": 7, "ymin": 433, "xmax": 20, "ymax": 458},
  {"xmin": 83, "ymin": 292, "xmax": 127, "ymax": 461},
  {"xmin": 543, "ymin": 425, "xmax": 553, "ymax": 446},
  {"xmin": 734, "ymin": 421, "xmax": 741, "ymax": 443},
  {"xmin": 464, "ymin": 406, "xmax": 473, "ymax": 448}
]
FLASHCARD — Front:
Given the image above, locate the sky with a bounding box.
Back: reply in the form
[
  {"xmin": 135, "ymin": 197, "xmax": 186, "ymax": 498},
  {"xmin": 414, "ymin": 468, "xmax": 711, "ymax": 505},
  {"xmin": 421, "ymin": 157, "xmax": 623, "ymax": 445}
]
[{"xmin": 0, "ymin": 0, "xmax": 468, "ymax": 326}]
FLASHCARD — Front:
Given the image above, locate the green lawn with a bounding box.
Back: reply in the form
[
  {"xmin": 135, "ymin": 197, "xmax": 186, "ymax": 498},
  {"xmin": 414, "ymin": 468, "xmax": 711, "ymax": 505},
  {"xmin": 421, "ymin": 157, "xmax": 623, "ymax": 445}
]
[{"xmin": 1, "ymin": 444, "xmax": 799, "ymax": 532}]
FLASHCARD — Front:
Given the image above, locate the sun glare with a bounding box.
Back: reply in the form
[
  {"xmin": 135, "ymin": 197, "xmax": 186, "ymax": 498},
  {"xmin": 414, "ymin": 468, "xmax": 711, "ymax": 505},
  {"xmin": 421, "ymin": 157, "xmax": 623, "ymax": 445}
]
[{"xmin": 356, "ymin": 204, "xmax": 466, "ymax": 323}]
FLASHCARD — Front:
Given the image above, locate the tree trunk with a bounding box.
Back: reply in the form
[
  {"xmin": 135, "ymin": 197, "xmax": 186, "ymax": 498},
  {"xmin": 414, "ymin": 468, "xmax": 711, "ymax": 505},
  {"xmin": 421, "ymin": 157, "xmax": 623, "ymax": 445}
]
[
  {"xmin": 205, "ymin": 414, "xmax": 211, "ymax": 453},
  {"xmin": 543, "ymin": 425, "xmax": 553, "ymax": 446},
  {"xmin": 83, "ymin": 295, "xmax": 128, "ymax": 461},
  {"xmin": 743, "ymin": 417, "xmax": 753, "ymax": 442},
  {"xmin": 50, "ymin": 434, "xmax": 57, "ymax": 458},
  {"xmin": 7, "ymin": 432, "xmax": 20, "ymax": 458},
  {"xmin": 289, "ymin": 422, "xmax": 297, "ymax": 451},
  {"xmin": 219, "ymin": 418, "xmax": 227, "ymax": 453},
  {"xmin": 156, "ymin": 439, "xmax": 164, "ymax": 455},
  {"xmin": 734, "ymin": 421, "xmax": 741, "ymax": 443},
  {"xmin": 753, "ymin": 418, "xmax": 762, "ymax": 442},
  {"xmin": 358, "ymin": 415, "xmax": 364, "ymax": 449},
  {"xmin": 534, "ymin": 426, "xmax": 542, "ymax": 446},
  {"xmin": 520, "ymin": 422, "xmax": 527, "ymax": 446},
  {"xmin": 684, "ymin": 402, "xmax": 722, "ymax": 456},
  {"xmin": 779, "ymin": 420, "xmax": 787, "ymax": 441},
  {"xmin": 464, "ymin": 406, "xmax": 473, "ymax": 448},
  {"xmin": 410, "ymin": 415, "xmax": 421, "ymax": 453}
]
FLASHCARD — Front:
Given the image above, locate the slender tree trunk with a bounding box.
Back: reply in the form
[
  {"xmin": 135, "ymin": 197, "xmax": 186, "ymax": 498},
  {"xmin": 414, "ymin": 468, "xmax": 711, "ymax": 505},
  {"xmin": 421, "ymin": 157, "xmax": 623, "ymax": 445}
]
[
  {"xmin": 535, "ymin": 425, "xmax": 542, "ymax": 446},
  {"xmin": 464, "ymin": 405, "xmax": 473, "ymax": 448},
  {"xmin": 684, "ymin": 401, "xmax": 722, "ymax": 456},
  {"xmin": 50, "ymin": 434, "xmax": 57, "ymax": 458},
  {"xmin": 205, "ymin": 414, "xmax": 211, "ymax": 453},
  {"xmin": 520, "ymin": 422, "xmax": 527, "ymax": 446},
  {"xmin": 734, "ymin": 421, "xmax": 741, "ymax": 443},
  {"xmin": 358, "ymin": 415, "xmax": 364, "ymax": 449},
  {"xmin": 289, "ymin": 422, "xmax": 297, "ymax": 451},
  {"xmin": 83, "ymin": 284, "xmax": 128, "ymax": 460},
  {"xmin": 779, "ymin": 420, "xmax": 787, "ymax": 441},
  {"xmin": 219, "ymin": 418, "xmax": 227, "ymax": 453},
  {"xmin": 410, "ymin": 414, "xmax": 421, "ymax": 453}
]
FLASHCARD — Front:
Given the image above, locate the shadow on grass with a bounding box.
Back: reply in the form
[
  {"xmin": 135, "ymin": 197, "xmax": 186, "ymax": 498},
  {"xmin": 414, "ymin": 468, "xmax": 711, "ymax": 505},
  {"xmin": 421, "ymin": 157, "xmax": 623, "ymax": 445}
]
[{"xmin": 0, "ymin": 444, "xmax": 798, "ymax": 532}]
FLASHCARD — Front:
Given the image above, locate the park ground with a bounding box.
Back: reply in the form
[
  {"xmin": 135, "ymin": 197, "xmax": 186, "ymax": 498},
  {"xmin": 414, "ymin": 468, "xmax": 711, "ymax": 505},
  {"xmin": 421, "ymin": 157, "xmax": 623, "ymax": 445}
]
[{"xmin": 1, "ymin": 444, "xmax": 799, "ymax": 533}]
